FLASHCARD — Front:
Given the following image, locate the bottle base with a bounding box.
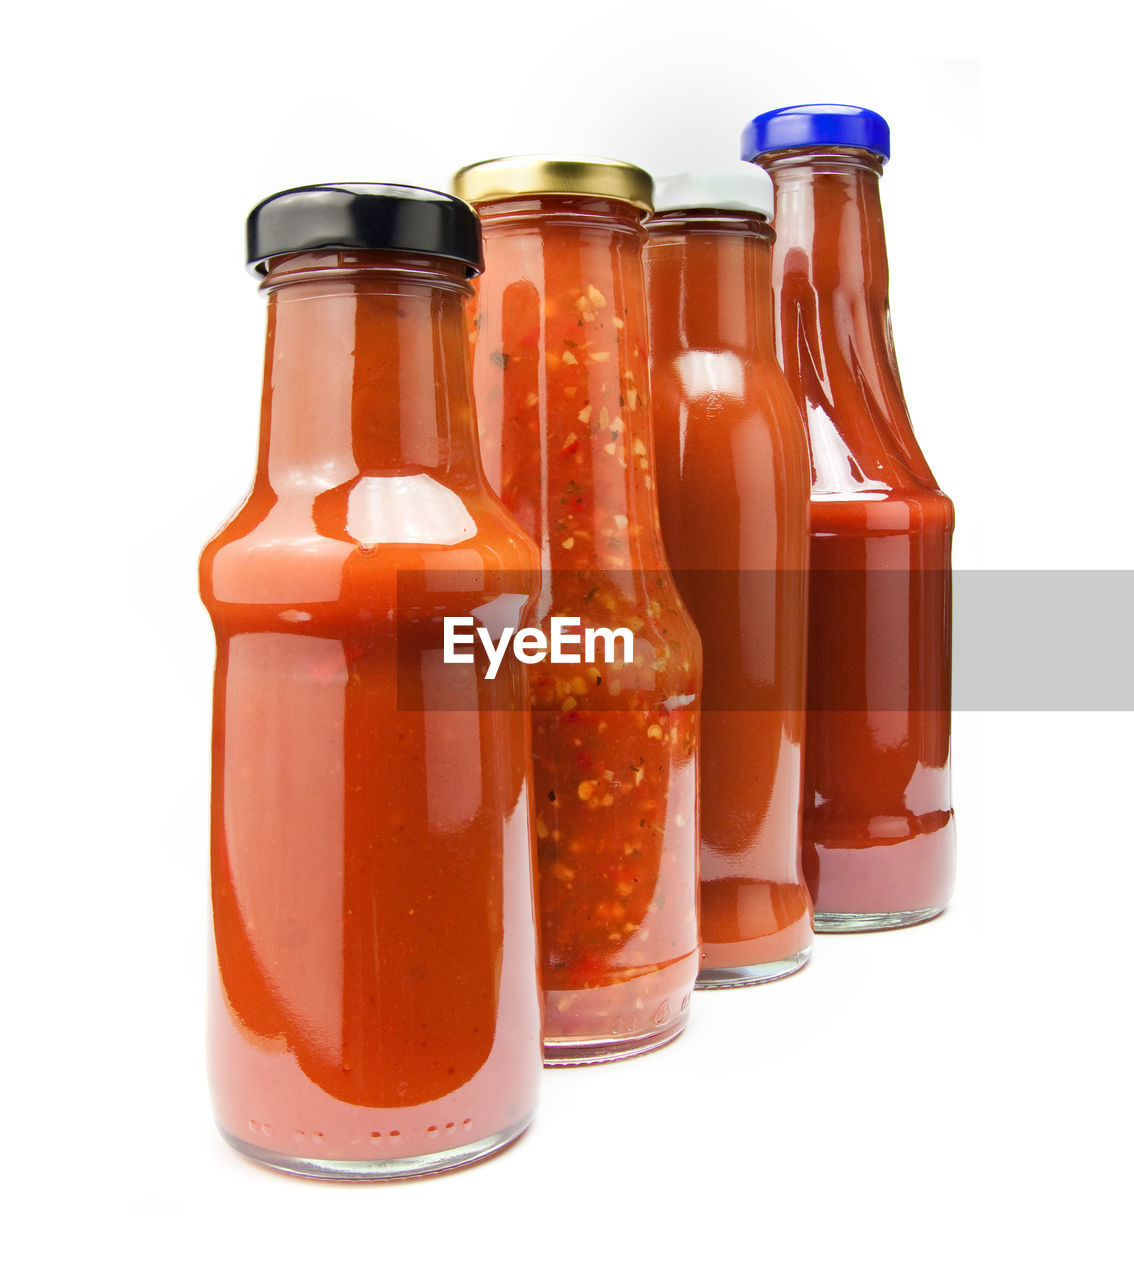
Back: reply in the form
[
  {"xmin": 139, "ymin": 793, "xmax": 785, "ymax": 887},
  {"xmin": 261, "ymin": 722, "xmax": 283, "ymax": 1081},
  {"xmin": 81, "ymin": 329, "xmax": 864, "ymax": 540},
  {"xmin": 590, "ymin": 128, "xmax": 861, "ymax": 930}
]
[
  {"xmin": 814, "ymin": 906, "xmax": 945, "ymax": 933},
  {"xmin": 219, "ymin": 1115, "xmax": 531, "ymax": 1181},
  {"xmin": 696, "ymin": 945, "xmax": 812, "ymax": 989},
  {"xmin": 543, "ymin": 1009, "xmax": 688, "ymax": 1067}
]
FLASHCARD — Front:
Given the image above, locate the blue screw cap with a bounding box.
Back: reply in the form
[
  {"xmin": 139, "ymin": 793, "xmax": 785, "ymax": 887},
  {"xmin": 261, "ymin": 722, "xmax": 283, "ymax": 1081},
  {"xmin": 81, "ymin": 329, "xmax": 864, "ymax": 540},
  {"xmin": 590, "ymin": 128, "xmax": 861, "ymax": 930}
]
[{"xmin": 741, "ymin": 104, "xmax": 891, "ymax": 164}]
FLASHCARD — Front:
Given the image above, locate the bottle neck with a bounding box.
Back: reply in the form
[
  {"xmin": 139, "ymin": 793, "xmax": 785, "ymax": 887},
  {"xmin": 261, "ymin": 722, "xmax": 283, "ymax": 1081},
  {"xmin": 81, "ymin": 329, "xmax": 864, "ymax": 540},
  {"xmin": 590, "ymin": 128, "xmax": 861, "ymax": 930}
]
[
  {"xmin": 760, "ymin": 147, "xmax": 936, "ymax": 492},
  {"xmin": 257, "ymin": 251, "xmax": 483, "ymax": 494},
  {"xmin": 644, "ymin": 211, "xmax": 776, "ymax": 355},
  {"xmin": 474, "ymin": 196, "xmax": 672, "ymax": 569},
  {"xmin": 762, "ymin": 148, "xmax": 890, "ymax": 309}
]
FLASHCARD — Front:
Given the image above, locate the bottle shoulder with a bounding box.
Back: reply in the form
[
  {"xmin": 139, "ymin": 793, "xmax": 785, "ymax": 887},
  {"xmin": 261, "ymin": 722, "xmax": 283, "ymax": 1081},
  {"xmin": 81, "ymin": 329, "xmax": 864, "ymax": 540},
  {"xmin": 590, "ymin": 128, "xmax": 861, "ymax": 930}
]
[
  {"xmin": 810, "ymin": 487, "xmax": 954, "ymax": 535},
  {"xmin": 651, "ymin": 347, "xmax": 795, "ymax": 403},
  {"xmin": 531, "ymin": 563, "xmax": 702, "ymax": 684},
  {"xmin": 777, "ymin": 276, "xmax": 941, "ymax": 490},
  {"xmin": 201, "ymin": 476, "xmax": 538, "ymax": 612},
  {"xmin": 652, "ymin": 349, "xmax": 807, "ymax": 444}
]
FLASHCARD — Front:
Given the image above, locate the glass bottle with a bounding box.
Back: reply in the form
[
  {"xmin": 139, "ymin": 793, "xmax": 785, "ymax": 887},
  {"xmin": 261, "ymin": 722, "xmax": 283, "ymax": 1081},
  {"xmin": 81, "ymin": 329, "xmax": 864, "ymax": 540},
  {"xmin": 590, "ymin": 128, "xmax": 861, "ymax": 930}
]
[
  {"xmin": 746, "ymin": 106, "xmax": 955, "ymax": 930},
  {"xmin": 199, "ymin": 184, "xmax": 543, "ymax": 1178},
  {"xmin": 644, "ymin": 169, "xmax": 813, "ymax": 984},
  {"xmin": 453, "ymin": 156, "xmax": 702, "ymax": 1063}
]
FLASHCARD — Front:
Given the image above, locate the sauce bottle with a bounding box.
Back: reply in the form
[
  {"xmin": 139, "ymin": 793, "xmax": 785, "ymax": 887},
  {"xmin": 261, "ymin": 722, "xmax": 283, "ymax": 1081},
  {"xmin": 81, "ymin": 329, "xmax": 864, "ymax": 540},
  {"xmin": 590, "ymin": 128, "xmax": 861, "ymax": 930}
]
[
  {"xmin": 200, "ymin": 184, "xmax": 543, "ymax": 1177},
  {"xmin": 644, "ymin": 170, "xmax": 813, "ymax": 983},
  {"xmin": 745, "ymin": 106, "xmax": 955, "ymax": 930},
  {"xmin": 452, "ymin": 157, "xmax": 702, "ymax": 1063}
]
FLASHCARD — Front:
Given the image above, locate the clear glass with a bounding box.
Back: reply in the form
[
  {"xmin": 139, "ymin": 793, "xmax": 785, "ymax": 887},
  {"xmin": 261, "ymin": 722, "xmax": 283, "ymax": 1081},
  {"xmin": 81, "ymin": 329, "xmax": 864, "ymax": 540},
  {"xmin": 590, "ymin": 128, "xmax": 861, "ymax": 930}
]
[
  {"xmin": 469, "ymin": 195, "xmax": 702, "ymax": 1062},
  {"xmin": 759, "ymin": 147, "xmax": 955, "ymax": 931},
  {"xmin": 644, "ymin": 210, "xmax": 813, "ymax": 985},
  {"xmin": 200, "ymin": 250, "xmax": 543, "ymax": 1177}
]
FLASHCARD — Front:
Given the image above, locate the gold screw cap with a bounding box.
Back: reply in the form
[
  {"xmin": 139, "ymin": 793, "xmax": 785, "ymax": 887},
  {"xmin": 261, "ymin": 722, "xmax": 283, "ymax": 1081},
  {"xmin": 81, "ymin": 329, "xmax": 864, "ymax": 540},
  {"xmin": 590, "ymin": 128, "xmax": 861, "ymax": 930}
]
[{"xmin": 452, "ymin": 154, "xmax": 654, "ymax": 212}]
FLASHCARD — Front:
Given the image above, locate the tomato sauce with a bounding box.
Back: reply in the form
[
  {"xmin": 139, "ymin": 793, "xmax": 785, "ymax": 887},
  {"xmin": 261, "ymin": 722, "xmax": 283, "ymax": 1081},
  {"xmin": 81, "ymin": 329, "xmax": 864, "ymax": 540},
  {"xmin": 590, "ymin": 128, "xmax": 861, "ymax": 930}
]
[
  {"xmin": 200, "ymin": 186, "xmax": 543, "ymax": 1177},
  {"xmin": 454, "ymin": 160, "xmax": 701, "ymax": 1062},
  {"xmin": 644, "ymin": 177, "xmax": 814, "ymax": 984},
  {"xmin": 747, "ymin": 108, "xmax": 955, "ymax": 929}
]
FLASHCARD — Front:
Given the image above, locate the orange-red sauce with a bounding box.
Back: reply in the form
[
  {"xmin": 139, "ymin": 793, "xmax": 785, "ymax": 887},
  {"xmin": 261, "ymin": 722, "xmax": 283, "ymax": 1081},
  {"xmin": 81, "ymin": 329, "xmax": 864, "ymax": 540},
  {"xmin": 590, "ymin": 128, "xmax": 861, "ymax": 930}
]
[
  {"xmin": 201, "ymin": 251, "xmax": 542, "ymax": 1165},
  {"xmin": 469, "ymin": 195, "xmax": 701, "ymax": 1059},
  {"xmin": 645, "ymin": 209, "xmax": 813, "ymax": 978},
  {"xmin": 762, "ymin": 148, "xmax": 955, "ymax": 921}
]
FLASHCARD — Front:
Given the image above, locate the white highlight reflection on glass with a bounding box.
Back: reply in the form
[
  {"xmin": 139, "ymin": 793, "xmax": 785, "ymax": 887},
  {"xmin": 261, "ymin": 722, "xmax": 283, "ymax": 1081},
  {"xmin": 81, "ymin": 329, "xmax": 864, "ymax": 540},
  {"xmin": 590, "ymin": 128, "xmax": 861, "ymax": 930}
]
[
  {"xmin": 807, "ymin": 402, "xmax": 889, "ymax": 498},
  {"xmin": 346, "ymin": 474, "xmax": 478, "ymax": 547},
  {"xmin": 674, "ymin": 350, "xmax": 745, "ymax": 399}
]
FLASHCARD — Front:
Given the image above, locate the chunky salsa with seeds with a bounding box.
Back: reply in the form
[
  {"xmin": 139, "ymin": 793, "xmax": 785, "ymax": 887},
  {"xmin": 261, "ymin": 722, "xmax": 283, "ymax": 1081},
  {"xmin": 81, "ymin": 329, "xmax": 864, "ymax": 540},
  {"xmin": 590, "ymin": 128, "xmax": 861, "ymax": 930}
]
[{"xmin": 469, "ymin": 192, "xmax": 701, "ymax": 1059}]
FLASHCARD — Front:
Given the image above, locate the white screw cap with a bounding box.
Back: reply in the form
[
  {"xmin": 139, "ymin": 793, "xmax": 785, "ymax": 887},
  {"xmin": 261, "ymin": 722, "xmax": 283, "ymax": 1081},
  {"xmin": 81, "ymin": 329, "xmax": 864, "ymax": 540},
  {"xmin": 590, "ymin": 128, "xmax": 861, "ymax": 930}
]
[{"xmin": 652, "ymin": 167, "xmax": 774, "ymax": 217}]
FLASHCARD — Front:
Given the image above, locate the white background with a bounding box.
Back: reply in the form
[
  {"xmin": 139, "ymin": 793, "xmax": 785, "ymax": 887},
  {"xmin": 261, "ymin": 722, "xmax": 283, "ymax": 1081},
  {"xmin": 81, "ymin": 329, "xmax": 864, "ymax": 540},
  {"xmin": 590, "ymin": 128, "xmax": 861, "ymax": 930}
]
[{"xmin": 4, "ymin": 2, "xmax": 1130, "ymax": 1277}]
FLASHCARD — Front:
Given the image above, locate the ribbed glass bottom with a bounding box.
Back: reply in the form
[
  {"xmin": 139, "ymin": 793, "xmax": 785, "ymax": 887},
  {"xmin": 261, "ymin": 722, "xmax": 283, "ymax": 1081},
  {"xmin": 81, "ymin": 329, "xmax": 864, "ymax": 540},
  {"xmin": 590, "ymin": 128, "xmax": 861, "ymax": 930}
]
[
  {"xmin": 696, "ymin": 945, "xmax": 812, "ymax": 989},
  {"xmin": 220, "ymin": 1115, "xmax": 531, "ymax": 1181},
  {"xmin": 814, "ymin": 906, "xmax": 945, "ymax": 933},
  {"xmin": 543, "ymin": 1008, "xmax": 689, "ymax": 1066}
]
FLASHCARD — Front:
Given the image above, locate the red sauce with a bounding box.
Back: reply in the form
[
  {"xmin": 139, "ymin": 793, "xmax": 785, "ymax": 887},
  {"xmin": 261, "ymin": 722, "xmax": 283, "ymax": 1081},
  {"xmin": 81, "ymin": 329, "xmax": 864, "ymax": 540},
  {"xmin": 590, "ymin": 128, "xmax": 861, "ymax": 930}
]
[
  {"xmin": 460, "ymin": 175, "xmax": 702, "ymax": 1062},
  {"xmin": 645, "ymin": 206, "xmax": 813, "ymax": 983},
  {"xmin": 200, "ymin": 247, "xmax": 543, "ymax": 1174},
  {"xmin": 759, "ymin": 147, "xmax": 955, "ymax": 927}
]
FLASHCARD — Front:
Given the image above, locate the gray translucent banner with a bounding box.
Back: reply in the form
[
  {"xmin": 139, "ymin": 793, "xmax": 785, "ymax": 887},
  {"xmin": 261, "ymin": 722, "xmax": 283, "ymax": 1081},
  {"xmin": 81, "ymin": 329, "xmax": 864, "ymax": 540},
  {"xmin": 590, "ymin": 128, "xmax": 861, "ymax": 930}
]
[
  {"xmin": 382, "ymin": 569, "xmax": 1133, "ymax": 712},
  {"xmin": 952, "ymin": 570, "xmax": 1133, "ymax": 710}
]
